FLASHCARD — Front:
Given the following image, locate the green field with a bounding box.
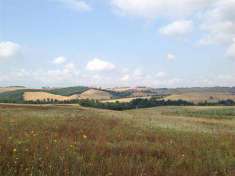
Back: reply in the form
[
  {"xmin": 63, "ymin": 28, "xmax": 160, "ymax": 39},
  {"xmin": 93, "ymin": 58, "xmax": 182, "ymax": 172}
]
[{"xmin": 0, "ymin": 105, "xmax": 235, "ymax": 176}]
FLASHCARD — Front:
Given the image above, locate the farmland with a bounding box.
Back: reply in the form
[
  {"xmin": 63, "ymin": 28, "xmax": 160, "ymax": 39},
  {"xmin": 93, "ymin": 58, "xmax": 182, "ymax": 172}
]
[{"xmin": 0, "ymin": 104, "xmax": 235, "ymax": 176}]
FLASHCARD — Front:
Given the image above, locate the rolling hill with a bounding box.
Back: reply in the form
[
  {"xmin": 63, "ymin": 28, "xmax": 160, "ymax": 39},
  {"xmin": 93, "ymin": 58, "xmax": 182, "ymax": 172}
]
[
  {"xmin": 164, "ymin": 91, "xmax": 235, "ymax": 103},
  {"xmin": 78, "ymin": 89, "xmax": 113, "ymax": 100},
  {"xmin": 0, "ymin": 86, "xmax": 235, "ymax": 104},
  {"xmin": 0, "ymin": 86, "xmax": 26, "ymax": 93},
  {"xmin": 23, "ymin": 92, "xmax": 79, "ymax": 102}
]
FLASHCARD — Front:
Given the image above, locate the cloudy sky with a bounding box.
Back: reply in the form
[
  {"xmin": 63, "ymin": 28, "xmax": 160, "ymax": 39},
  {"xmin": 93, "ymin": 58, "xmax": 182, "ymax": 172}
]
[{"xmin": 0, "ymin": 0, "xmax": 235, "ymax": 88}]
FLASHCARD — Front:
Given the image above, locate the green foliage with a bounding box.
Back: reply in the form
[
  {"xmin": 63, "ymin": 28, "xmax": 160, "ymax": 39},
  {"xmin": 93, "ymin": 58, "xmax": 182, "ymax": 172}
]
[
  {"xmin": 0, "ymin": 89, "xmax": 27, "ymax": 103},
  {"xmin": 105, "ymin": 90, "xmax": 132, "ymax": 99},
  {"xmin": 162, "ymin": 107, "xmax": 235, "ymax": 120},
  {"xmin": 78, "ymin": 98, "xmax": 194, "ymax": 111},
  {"xmin": 48, "ymin": 86, "xmax": 89, "ymax": 96}
]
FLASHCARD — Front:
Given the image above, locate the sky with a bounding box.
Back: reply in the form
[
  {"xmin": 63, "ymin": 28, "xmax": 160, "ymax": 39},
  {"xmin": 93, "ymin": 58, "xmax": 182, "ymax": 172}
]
[{"xmin": 0, "ymin": 0, "xmax": 235, "ymax": 88}]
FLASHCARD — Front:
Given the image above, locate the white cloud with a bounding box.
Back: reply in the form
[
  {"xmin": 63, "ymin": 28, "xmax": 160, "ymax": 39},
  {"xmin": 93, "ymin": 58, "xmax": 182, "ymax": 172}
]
[
  {"xmin": 53, "ymin": 56, "xmax": 67, "ymax": 64},
  {"xmin": 133, "ymin": 68, "xmax": 143, "ymax": 77},
  {"xmin": 0, "ymin": 41, "xmax": 20, "ymax": 60},
  {"xmin": 63, "ymin": 63, "xmax": 77, "ymax": 73},
  {"xmin": 111, "ymin": 0, "xmax": 215, "ymax": 19},
  {"xmin": 156, "ymin": 72, "xmax": 167, "ymax": 78},
  {"xmin": 166, "ymin": 53, "xmax": 176, "ymax": 61},
  {"xmin": 86, "ymin": 58, "xmax": 116, "ymax": 71},
  {"xmin": 56, "ymin": 0, "xmax": 91, "ymax": 12},
  {"xmin": 226, "ymin": 39, "xmax": 235, "ymax": 59},
  {"xmin": 159, "ymin": 20, "xmax": 193, "ymax": 37},
  {"xmin": 199, "ymin": 0, "xmax": 235, "ymax": 47},
  {"xmin": 120, "ymin": 74, "xmax": 130, "ymax": 81}
]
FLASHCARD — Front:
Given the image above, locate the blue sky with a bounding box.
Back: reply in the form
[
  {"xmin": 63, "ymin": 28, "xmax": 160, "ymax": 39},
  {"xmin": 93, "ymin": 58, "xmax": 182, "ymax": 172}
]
[{"xmin": 0, "ymin": 0, "xmax": 235, "ymax": 88}]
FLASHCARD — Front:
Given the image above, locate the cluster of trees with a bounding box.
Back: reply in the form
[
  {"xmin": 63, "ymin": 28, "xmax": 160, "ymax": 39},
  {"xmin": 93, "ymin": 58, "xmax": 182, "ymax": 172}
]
[
  {"xmin": 78, "ymin": 98, "xmax": 194, "ymax": 110},
  {"xmin": 198, "ymin": 99, "xmax": 235, "ymax": 106},
  {"xmin": 79, "ymin": 99, "xmax": 235, "ymax": 110},
  {"xmin": 24, "ymin": 99, "xmax": 81, "ymax": 104}
]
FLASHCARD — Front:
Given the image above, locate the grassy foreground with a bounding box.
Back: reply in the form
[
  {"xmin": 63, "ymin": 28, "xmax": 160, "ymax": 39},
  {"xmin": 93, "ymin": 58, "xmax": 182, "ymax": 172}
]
[{"xmin": 0, "ymin": 105, "xmax": 235, "ymax": 176}]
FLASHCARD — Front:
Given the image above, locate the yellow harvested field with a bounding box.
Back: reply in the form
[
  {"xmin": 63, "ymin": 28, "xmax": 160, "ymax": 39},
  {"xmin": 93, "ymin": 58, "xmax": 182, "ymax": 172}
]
[
  {"xmin": 164, "ymin": 92, "xmax": 235, "ymax": 103},
  {"xmin": 78, "ymin": 89, "xmax": 112, "ymax": 100},
  {"xmin": 23, "ymin": 92, "xmax": 78, "ymax": 101},
  {"xmin": 101, "ymin": 96, "xmax": 152, "ymax": 103}
]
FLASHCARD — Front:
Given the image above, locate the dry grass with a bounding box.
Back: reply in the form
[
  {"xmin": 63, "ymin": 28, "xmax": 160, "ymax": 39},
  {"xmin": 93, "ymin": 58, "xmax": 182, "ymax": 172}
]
[
  {"xmin": 164, "ymin": 92, "xmax": 235, "ymax": 103},
  {"xmin": 0, "ymin": 105, "xmax": 235, "ymax": 176},
  {"xmin": 23, "ymin": 92, "xmax": 78, "ymax": 101},
  {"xmin": 0, "ymin": 87, "xmax": 25, "ymax": 93},
  {"xmin": 78, "ymin": 89, "xmax": 112, "ymax": 100},
  {"xmin": 101, "ymin": 96, "xmax": 152, "ymax": 103},
  {"xmin": 23, "ymin": 89, "xmax": 113, "ymax": 102}
]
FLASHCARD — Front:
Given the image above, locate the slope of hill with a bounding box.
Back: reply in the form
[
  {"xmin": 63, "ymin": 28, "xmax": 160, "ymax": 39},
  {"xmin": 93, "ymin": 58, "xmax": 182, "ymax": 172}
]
[
  {"xmin": 0, "ymin": 86, "xmax": 26, "ymax": 93},
  {"xmin": 0, "ymin": 89, "xmax": 33, "ymax": 103},
  {"xmin": 1, "ymin": 86, "xmax": 235, "ymax": 104},
  {"xmin": 164, "ymin": 91, "xmax": 235, "ymax": 103},
  {"xmin": 78, "ymin": 89, "xmax": 113, "ymax": 100},
  {"xmin": 0, "ymin": 86, "xmax": 88, "ymax": 103},
  {"xmin": 48, "ymin": 86, "xmax": 88, "ymax": 96},
  {"xmin": 23, "ymin": 92, "xmax": 79, "ymax": 102}
]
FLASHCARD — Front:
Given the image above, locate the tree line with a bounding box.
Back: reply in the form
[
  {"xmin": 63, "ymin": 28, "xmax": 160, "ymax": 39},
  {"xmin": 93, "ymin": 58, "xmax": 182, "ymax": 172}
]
[{"xmin": 1, "ymin": 97, "xmax": 232, "ymax": 111}]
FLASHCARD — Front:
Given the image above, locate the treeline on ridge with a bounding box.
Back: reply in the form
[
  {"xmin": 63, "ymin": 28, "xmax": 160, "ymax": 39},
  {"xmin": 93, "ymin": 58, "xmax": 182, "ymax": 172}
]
[{"xmin": 1, "ymin": 97, "xmax": 234, "ymax": 111}]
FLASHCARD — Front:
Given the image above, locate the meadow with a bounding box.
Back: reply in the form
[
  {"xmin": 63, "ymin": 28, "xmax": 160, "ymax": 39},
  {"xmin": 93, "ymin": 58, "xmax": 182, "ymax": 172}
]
[{"xmin": 0, "ymin": 104, "xmax": 235, "ymax": 176}]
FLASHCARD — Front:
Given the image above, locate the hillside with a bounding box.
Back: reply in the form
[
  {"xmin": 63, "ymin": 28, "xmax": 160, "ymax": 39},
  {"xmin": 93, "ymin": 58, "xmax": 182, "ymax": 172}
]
[
  {"xmin": 1, "ymin": 86, "xmax": 235, "ymax": 104},
  {"xmin": 0, "ymin": 86, "xmax": 26, "ymax": 93},
  {"xmin": 78, "ymin": 89, "xmax": 113, "ymax": 100},
  {"xmin": 48, "ymin": 86, "xmax": 88, "ymax": 96},
  {"xmin": 0, "ymin": 86, "xmax": 88, "ymax": 103},
  {"xmin": 164, "ymin": 91, "xmax": 235, "ymax": 103},
  {"xmin": 23, "ymin": 92, "xmax": 79, "ymax": 102}
]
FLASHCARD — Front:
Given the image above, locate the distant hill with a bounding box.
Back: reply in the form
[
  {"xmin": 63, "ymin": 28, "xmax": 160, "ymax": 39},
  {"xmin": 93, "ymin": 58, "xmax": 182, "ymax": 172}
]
[
  {"xmin": 0, "ymin": 86, "xmax": 88, "ymax": 103},
  {"xmin": 23, "ymin": 92, "xmax": 79, "ymax": 102},
  {"xmin": 0, "ymin": 86, "xmax": 26, "ymax": 93},
  {"xmin": 78, "ymin": 89, "xmax": 113, "ymax": 100},
  {"xmin": 48, "ymin": 86, "xmax": 88, "ymax": 96},
  {"xmin": 0, "ymin": 86, "xmax": 235, "ymax": 104},
  {"xmin": 164, "ymin": 91, "xmax": 235, "ymax": 103}
]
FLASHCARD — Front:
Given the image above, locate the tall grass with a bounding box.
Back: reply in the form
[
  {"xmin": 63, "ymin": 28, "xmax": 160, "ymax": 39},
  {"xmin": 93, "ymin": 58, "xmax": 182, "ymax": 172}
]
[{"xmin": 0, "ymin": 105, "xmax": 235, "ymax": 176}]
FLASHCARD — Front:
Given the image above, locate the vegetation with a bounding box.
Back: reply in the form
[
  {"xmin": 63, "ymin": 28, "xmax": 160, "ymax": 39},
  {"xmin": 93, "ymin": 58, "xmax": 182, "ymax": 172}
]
[
  {"xmin": 0, "ymin": 105, "xmax": 235, "ymax": 176},
  {"xmin": 0, "ymin": 89, "xmax": 29, "ymax": 103},
  {"xmin": 49, "ymin": 86, "xmax": 88, "ymax": 96},
  {"xmin": 161, "ymin": 106, "xmax": 235, "ymax": 120},
  {"xmin": 105, "ymin": 90, "xmax": 132, "ymax": 99},
  {"xmin": 78, "ymin": 98, "xmax": 194, "ymax": 110}
]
